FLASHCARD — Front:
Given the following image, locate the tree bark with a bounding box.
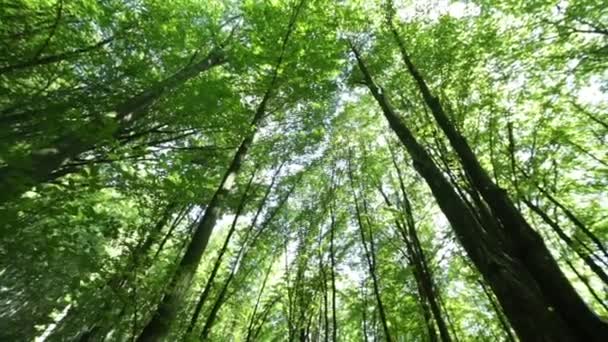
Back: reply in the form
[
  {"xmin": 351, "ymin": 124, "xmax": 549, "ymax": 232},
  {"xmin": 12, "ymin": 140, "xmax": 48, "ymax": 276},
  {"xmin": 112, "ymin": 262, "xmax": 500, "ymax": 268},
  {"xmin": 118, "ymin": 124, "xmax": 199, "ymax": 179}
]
[
  {"xmin": 184, "ymin": 169, "xmax": 257, "ymax": 336},
  {"xmin": 348, "ymin": 157, "xmax": 393, "ymax": 342},
  {"xmin": 386, "ymin": 15, "xmax": 608, "ymax": 340},
  {"xmin": 352, "ymin": 43, "xmax": 584, "ymax": 341},
  {"xmin": 390, "ymin": 148, "xmax": 452, "ymax": 342},
  {"xmin": 0, "ymin": 49, "xmax": 226, "ymax": 205},
  {"xmin": 135, "ymin": 3, "xmax": 304, "ymax": 339}
]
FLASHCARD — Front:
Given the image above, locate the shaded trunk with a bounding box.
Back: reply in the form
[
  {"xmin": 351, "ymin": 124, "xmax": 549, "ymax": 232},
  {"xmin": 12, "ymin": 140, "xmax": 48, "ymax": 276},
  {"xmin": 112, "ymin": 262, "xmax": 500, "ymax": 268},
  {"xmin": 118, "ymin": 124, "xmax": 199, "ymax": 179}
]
[
  {"xmin": 352, "ymin": 43, "xmax": 584, "ymax": 341},
  {"xmin": 199, "ymin": 250, "xmax": 239, "ymax": 340},
  {"xmin": 187, "ymin": 163, "xmax": 283, "ymax": 336},
  {"xmin": 135, "ymin": 129, "xmax": 258, "ymax": 341},
  {"xmin": 245, "ymin": 262, "xmax": 274, "ymax": 342},
  {"xmin": 184, "ymin": 169, "xmax": 257, "ymax": 336},
  {"xmin": 135, "ymin": 5, "xmax": 304, "ymax": 339},
  {"xmin": 394, "ymin": 220, "xmax": 438, "ymax": 342},
  {"xmin": 361, "ymin": 283, "xmax": 369, "ymax": 342},
  {"xmin": 250, "ymin": 296, "xmax": 280, "ymax": 341},
  {"xmin": 386, "ymin": 16, "xmax": 608, "ymax": 340},
  {"xmin": 377, "ymin": 183, "xmax": 438, "ymax": 342},
  {"xmin": 329, "ymin": 199, "xmax": 338, "ymax": 342},
  {"xmin": 152, "ymin": 205, "xmax": 193, "ymax": 262},
  {"xmin": 390, "ymin": 148, "xmax": 452, "ymax": 342}
]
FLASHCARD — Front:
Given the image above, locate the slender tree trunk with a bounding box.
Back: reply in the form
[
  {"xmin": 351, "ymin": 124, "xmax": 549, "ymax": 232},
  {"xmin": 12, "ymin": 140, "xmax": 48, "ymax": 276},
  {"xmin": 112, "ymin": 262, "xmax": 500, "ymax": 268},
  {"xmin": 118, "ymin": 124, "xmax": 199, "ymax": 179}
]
[
  {"xmin": 351, "ymin": 43, "xmax": 584, "ymax": 341},
  {"xmin": 329, "ymin": 200, "xmax": 338, "ymax": 342},
  {"xmin": 152, "ymin": 205, "xmax": 193, "ymax": 262},
  {"xmin": 135, "ymin": 132, "xmax": 259, "ymax": 341},
  {"xmin": 0, "ymin": 49, "xmax": 226, "ymax": 205},
  {"xmin": 394, "ymin": 219, "xmax": 438, "ymax": 342},
  {"xmin": 187, "ymin": 163, "xmax": 284, "ymax": 336},
  {"xmin": 378, "ymin": 184, "xmax": 438, "ymax": 342},
  {"xmin": 184, "ymin": 169, "xmax": 257, "ymax": 335},
  {"xmin": 319, "ymin": 247, "xmax": 329, "ymax": 342},
  {"xmin": 246, "ymin": 262, "xmax": 274, "ymax": 342},
  {"xmin": 385, "ymin": 14, "xmax": 608, "ymax": 340},
  {"xmin": 250, "ymin": 296, "xmax": 280, "ymax": 341},
  {"xmin": 390, "ymin": 148, "xmax": 452, "ymax": 342},
  {"xmin": 199, "ymin": 250, "xmax": 240, "ymax": 340},
  {"xmin": 361, "ymin": 282, "xmax": 369, "ymax": 342},
  {"xmin": 135, "ymin": 4, "xmax": 306, "ymax": 337},
  {"xmin": 534, "ymin": 184, "xmax": 608, "ymax": 260},
  {"xmin": 524, "ymin": 198, "xmax": 608, "ymax": 286},
  {"xmin": 348, "ymin": 158, "xmax": 392, "ymax": 342},
  {"xmin": 0, "ymin": 35, "xmax": 116, "ymax": 75},
  {"xmin": 562, "ymin": 256, "xmax": 608, "ymax": 312}
]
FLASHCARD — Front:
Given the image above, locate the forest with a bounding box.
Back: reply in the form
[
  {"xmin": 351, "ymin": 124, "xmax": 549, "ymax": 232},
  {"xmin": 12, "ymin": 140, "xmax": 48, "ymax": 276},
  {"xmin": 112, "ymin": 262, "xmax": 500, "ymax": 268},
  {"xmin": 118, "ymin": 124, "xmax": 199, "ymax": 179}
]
[{"xmin": 0, "ymin": 0, "xmax": 607, "ymax": 341}]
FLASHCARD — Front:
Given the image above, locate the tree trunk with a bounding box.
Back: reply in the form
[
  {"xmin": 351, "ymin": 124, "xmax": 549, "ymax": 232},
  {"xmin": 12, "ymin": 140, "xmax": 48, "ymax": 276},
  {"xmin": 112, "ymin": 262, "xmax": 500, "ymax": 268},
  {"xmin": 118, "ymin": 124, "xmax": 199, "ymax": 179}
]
[
  {"xmin": 351, "ymin": 43, "xmax": 584, "ymax": 341},
  {"xmin": 386, "ymin": 15, "xmax": 608, "ymax": 340},
  {"xmin": 348, "ymin": 158, "xmax": 393, "ymax": 342},
  {"xmin": 187, "ymin": 162, "xmax": 284, "ymax": 336},
  {"xmin": 329, "ymin": 198, "xmax": 338, "ymax": 342},
  {"xmin": 245, "ymin": 262, "xmax": 274, "ymax": 342},
  {"xmin": 0, "ymin": 49, "xmax": 226, "ymax": 205},
  {"xmin": 390, "ymin": 148, "xmax": 452, "ymax": 342},
  {"xmin": 135, "ymin": 4, "xmax": 304, "ymax": 338},
  {"xmin": 0, "ymin": 35, "xmax": 116, "ymax": 75},
  {"xmin": 184, "ymin": 169, "xmax": 257, "ymax": 336}
]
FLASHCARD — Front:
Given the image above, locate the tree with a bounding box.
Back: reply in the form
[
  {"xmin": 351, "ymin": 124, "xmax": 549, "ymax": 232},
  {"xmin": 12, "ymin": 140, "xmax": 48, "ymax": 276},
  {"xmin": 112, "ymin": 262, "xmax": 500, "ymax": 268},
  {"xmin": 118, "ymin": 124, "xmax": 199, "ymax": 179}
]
[{"xmin": 2, "ymin": 1, "xmax": 607, "ymax": 341}]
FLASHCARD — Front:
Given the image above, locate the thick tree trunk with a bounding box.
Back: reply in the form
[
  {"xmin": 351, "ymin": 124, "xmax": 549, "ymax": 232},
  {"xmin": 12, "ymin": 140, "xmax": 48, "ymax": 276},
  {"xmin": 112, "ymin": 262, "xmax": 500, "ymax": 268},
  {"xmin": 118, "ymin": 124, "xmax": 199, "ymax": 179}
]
[
  {"xmin": 352, "ymin": 43, "xmax": 584, "ymax": 341},
  {"xmin": 386, "ymin": 17, "xmax": 608, "ymax": 340},
  {"xmin": 0, "ymin": 49, "xmax": 226, "ymax": 205}
]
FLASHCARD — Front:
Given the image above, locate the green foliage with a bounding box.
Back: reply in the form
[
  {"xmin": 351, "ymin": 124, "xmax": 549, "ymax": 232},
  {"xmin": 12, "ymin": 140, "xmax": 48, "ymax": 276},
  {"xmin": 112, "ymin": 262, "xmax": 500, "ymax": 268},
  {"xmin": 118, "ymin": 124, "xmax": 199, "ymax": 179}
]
[{"xmin": 1, "ymin": 0, "xmax": 607, "ymax": 341}]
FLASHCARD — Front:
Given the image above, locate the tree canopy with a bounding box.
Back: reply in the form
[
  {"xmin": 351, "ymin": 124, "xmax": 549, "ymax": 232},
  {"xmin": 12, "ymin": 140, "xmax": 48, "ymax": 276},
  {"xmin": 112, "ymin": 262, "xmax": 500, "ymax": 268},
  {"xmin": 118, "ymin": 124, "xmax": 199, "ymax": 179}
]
[{"xmin": 1, "ymin": 0, "xmax": 607, "ymax": 341}]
